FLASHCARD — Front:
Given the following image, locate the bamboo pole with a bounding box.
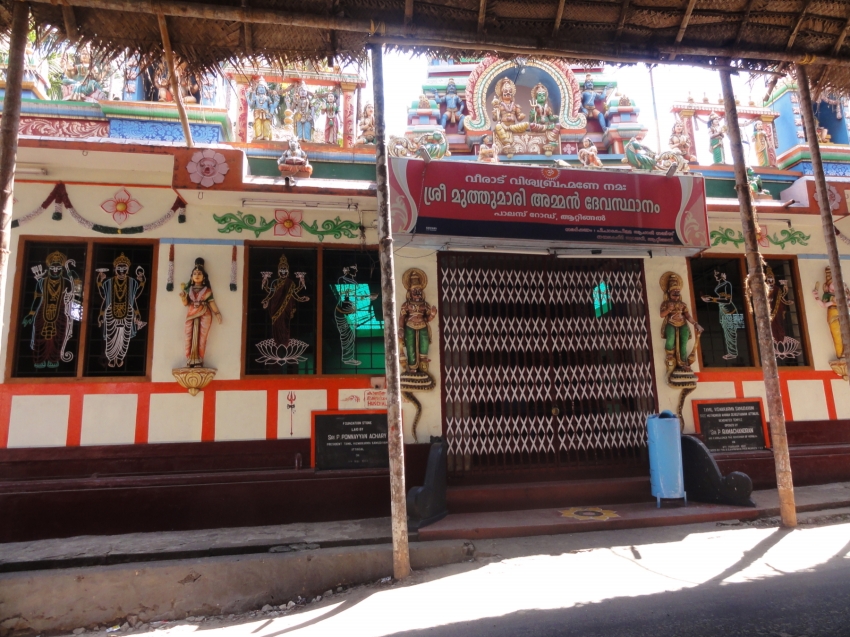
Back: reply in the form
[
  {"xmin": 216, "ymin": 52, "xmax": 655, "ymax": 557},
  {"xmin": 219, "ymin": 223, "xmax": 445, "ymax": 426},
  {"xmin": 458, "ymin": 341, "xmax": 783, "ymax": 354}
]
[
  {"xmin": 25, "ymin": 0, "xmax": 850, "ymax": 69},
  {"xmin": 0, "ymin": 2, "xmax": 29, "ymax": 363},
  {"xmin": 797, "ymin": 64, "xmax": 850, "ymax": 389},
  {"xmin": 720, "ymin": 68, "xmax": 797, "ymax": 528},
  {"xmin": 369, "ymin": 43, "xmax": 411, "ymax": 580},
  {"xmin": 157, "ymin": 12, "xmax": 194, "ymax": 148}
]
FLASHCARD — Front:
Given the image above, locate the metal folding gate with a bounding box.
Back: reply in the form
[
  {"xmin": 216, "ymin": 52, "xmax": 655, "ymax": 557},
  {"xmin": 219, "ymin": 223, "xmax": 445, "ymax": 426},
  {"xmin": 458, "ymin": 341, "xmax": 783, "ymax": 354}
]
[{"xmin": 439, "ymin": 252, "xmax": 657, "ymax": 475}]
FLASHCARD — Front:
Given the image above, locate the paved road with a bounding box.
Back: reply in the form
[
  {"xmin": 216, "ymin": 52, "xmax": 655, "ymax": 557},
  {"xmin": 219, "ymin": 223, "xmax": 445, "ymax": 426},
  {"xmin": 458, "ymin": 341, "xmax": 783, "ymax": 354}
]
[{"xmin": 59, "ymin": 517, "xmax": 850, "ymax": 637}]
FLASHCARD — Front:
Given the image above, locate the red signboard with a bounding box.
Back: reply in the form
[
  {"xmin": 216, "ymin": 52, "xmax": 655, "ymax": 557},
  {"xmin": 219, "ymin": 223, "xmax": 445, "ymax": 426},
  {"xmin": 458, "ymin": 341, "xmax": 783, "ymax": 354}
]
[{"xmin": 389, "ymin": 156, "xmax": 709, "ymax": 248}]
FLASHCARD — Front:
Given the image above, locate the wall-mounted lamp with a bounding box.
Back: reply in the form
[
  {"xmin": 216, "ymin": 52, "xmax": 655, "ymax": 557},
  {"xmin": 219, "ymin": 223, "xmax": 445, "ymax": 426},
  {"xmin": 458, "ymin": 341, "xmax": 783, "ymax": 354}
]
[
  {"xmin": 16, "ymin": 165, "xmax": 47, "ymax": 176},
  {"xmin": 241, "ymin": 198, "xmax": 357, "ymax": 210}
]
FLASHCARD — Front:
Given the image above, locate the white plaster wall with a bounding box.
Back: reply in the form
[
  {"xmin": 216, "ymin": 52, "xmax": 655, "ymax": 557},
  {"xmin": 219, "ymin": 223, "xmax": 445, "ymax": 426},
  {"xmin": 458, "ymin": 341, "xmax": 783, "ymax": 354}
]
[
  {"xmin": 787, "ymin": 379, "xmax": 829, "ymax": 421},
  {"xmin": 393, "ymin": 247, "xmax": 442, "ymax": 444},
  {"xmin": 215, "ymin": 390, "xmax": 266, "ymax": 441},
  {"xmin": 6, "ymin": 395, "xmax": 69, "ymax": 447},
  {"xmin": 832, "ymin": 379, "xmax": 850, "ymax": 419},
  {"xmin": 277, "ymin": 389, "xmax": 326, "ymax": 439},
  {"xmin": 742, "ymin": 380, "xmax": 768, "ymax": 406},
  {"xmin": 80, "ymin": 394, "xmax": 138, "ymax": 445},
  {"xmin": 148, "ymin": 392, "xmax": 204, "ymax": 443}
]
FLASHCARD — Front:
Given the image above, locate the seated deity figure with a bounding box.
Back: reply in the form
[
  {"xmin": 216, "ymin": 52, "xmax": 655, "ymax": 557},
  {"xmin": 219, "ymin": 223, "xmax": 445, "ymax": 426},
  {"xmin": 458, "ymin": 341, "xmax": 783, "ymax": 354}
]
[
  {"xmin": 438, "ymin": 78, "xmax": 465, "ymax": 132},
  {"xmin": 277, "ymin": 139, "xmax": 313, "ymax": 179},
  {"xmin": 578, "ymin": 137, "xmax": 603, "ymax": 168},
  {"xmin": 61, "ymin": 49, "xmax": 107, "ymax": 102},
  {"xmin": 669, "ymin": 120, "xmax": 693, "ymax": 160},
  {"xmin": 492, "ymin": 77, "xmax": 529, "ymax": 148},
  {"xmin": 357, "ymin": 103, "xmax": 376, "ymax": 144},
  {"xmin": 580, "ymin": 73, "xmax": 608, "ymax": 132},
  {"xmin": 478, "ymin": 135, "xmax": 498, "ymax": 163},
  {"xmin": 528, "ymin": 83, "xmax": 559, "ymax": 133}
]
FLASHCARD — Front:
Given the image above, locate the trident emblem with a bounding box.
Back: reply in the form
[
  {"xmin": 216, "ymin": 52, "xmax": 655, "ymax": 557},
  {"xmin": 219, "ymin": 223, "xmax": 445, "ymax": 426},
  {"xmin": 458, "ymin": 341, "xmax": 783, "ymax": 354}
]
[{"xmin": 286, "ymin": 391, "xmax": 297, "ymax": 436}]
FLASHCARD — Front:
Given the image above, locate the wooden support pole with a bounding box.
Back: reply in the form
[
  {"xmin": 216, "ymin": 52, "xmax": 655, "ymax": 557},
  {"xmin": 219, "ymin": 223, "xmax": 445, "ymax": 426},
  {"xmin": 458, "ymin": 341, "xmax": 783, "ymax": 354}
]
[
  {"xmin": 157, "ymin": 12, "xmax": 194, "ymax": 148},
  {"xmin": 369, "ymin": 43, "xmax": 411, "ymax": 581},
  {"xmin": 477, "ymin": 0, "xmax": 487, "ymax": 34},
  {"xmin": 720, "ymin": 68, "xmax": 797, "ymax": 528},
  {"xmin": 552, "ymin": 0, "xmax": 566, "ymax": 37},
  {"xmin": 0, "ymin": 2, "xmax": 29, "ymax": 364},
  {"xmin": 797, "ymin": 63, "xmax": 850, "ymax": 390},
  {"xmin": 62, "ymin": 5, "xmax": 79, "ymax": 40},
  {"xmin": 670, "ymin": 0, "xmax": 697, "ymax": 59}
]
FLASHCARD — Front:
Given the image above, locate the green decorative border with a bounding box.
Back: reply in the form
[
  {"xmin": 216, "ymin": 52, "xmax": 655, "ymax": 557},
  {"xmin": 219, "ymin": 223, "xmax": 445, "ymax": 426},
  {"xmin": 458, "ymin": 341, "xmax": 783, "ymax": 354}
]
[
  {"xmin": 710, "ymin": 226, "xmax": 810, "ymax": 250},
  {"xmin": 214, "ymin": 211, "xmax": 360, "ymax": 242}
]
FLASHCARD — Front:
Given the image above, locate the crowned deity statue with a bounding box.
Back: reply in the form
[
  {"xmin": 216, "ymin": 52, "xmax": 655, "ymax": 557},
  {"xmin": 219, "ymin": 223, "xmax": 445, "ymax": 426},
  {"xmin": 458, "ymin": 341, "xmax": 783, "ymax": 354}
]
[
  {"xmin": 22, "ymin": 251, "xmax": 83, "ymax": 369},
  {"xmin": 277, "ymin": 138, "xmax": 313, "ymax": 179},
  {"xmin": 333, "ymin": 264, "xmax": 378, "ymax": 366},
  {"xmin": 660, "ymin": 272, "xmax": 703, "ymax": 374},
  {"xmin": 180, "ymin": 258, "xmax": 222, "ymax": 368},
  {"xmin": 580, "ymin": 73, "xmax": 608, "ymax": 132},
  {"xmin": 357, "ymin": 103, "xmax": 376, "ymax": 144},
  {"xmin": 669, "ymin": 119, "xmax": 693, "ymax": 160},
  {"xmin": 708, "ymin": 112, "xmax": 726, "ymax": 164},
  {"xmin": 752, "ymin": 120, "xmax": 772, "ymax": 167},
  {"xmin": 96, "ymin": 253, "xmax": 147, "ymax": 368},
  {"xmin": 322, "ymin": 91, "xmax": 341, "ymax": 145},
  {"xmin": 60, "ymin": 48, "xmax": 108, "ymax": 102},
  {"xmin": 813, "ymin": 266, "xmax": 850, "ymax": 378},
  {"xmin": 292, "ymin": 82, "xmax": 316, "ymax": 142},
  {"xmin": 528, "ymin": 83, "xmax": 559, "ymax": 133},
  {"xmin": 477, "ymin": 135, "xmax": 498, "ymax": 163},
  {"xmin": 491, "ymin": 77, "xmax": 529, "ymax": 149},
  {"xmin": 700, "ymin": 270, "xmax": 744, "ymax": 360},
  {"xmin": 578, "ymin": 136, "xmax": 603, "ymax": 168},
  {"xmin": 246, "ymin": 77, "xmax": 280, "ymax": 142},
  {"xmin": 438, "ymin": 77, "xmax": 465, "ymax": 132}
]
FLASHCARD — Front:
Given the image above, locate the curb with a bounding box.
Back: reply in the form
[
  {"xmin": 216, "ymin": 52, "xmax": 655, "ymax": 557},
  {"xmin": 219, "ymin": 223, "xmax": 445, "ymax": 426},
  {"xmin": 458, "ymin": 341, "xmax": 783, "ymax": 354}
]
[{"xmin": 0, "ymin": 540, "xmax": 474, "ymax": 636}]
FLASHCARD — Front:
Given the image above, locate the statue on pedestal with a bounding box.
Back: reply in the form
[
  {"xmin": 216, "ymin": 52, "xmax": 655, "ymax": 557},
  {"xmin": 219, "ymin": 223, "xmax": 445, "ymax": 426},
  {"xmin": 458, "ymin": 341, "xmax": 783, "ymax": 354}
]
[
  {"xmin": 660, "ymin": 272, "xmax": 703, "ymax": 423},
  {"xmin": 322, "ymin": 91, "xmax": 340, "ymax": 145},
  {"xmin": 358, "ymin": 103, "xmax": 376, "ymax": 144},
  {"xmin": 277, "ymin": 139, "xmax": 313, "ymax": 179},
  {"xmin": 180, "ymin": 258, "xmax": 222, "ymax": 368},
  {"xmin": 578, "ymin": 137, "xmax": 603, "ymax": 168},
  {"xmin": 399, "ymin": 268, "xmax": 437, "ymax": 440},
  {"xmin": 477, "ymin": 135, "xmax": 498, "ymax": 163},
  {"xmin": 669, "ymin": 119, "xmax": 693, "ymax": 161},
  {"xmin": 491, "ymin": 77, "xmax": 529, "ymax": 152}
]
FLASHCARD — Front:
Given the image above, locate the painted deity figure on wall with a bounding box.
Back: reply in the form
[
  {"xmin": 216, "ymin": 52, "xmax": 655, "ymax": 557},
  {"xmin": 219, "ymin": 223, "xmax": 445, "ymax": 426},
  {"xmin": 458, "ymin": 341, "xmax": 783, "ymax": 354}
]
[
  {"xmin": 256, "ymin": 253, "xmax": 311, "ymax": 366},
  {"xmin": 660, "ymin": 272, "xmax": 703, "ymax": 373},
  {"xmin": 293, "ymin": 82, "xmax": 316, "ymax": 142},
  {"xmin": 700, "ymin": 270, "xmax": 743, "ymax": 360},
  {"xmin": 438, "ymin": 77, "xmax": 465, "ymax": 132},
  {"xmin": 491, "ymin": 77, "xmax": 529, "ymax": 149},
  {"xmin": 22, "ymin": 251, "xmax": 82, "ymax": 369},
  {"xmin": 669, "ymin": 120, "xmax": 693, "ymax": 160},
  {"xmin": 180, "ymin": 258, "xmax": 222, "ymax": 368},
  {"xmin": 813, "ymin": 266, "xmax": 850, "ymax": 378},
  {"xmin": 323, "ymin": 91, "xmax": 341, "ymax": 145},
  {"xmin": 333, "ymin": 264, "xmax": 377, "ymax": 366},
  {"xmin": 246, "ymin": 77, "xmax": 280, "ymax": 142},
  {"xmin": 580, "ymin": 73, "xmax": 608, "ymax": 132},
  {"xmin": 578, "ymin": 136, "xmax": 603, "ymax": 168},
  {"xmin": 708, "ymin": 112, "xmax": 726, "ymax": 164},
  {"xmin": 528, "ymin": 83, "xmax": 559, "ymax": 133},
  {"xmin": 358, "ymin": 103, "xmax": 376, "ymax": 144},
  {"xmin": 753, "ymin": 120, "xmax": 773, "ymax": 167},
  {"xmin": 96, "ymin": 253, "xmax": 146, "ymax": 368}
]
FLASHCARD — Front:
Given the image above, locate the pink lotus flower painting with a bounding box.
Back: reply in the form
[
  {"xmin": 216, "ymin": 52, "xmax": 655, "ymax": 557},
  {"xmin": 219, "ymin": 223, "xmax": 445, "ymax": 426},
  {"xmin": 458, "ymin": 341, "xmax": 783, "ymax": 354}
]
[
  {"xmin": 101, "ymin": 188, "xmax": 142, "ymax": 225},
  {"xmin": 187, "ymin": 149, "xmax": 230, "ymax": 188},
  {"xmin": 274, "ymin": 209, "xmax": 303, "ymax": 237}
]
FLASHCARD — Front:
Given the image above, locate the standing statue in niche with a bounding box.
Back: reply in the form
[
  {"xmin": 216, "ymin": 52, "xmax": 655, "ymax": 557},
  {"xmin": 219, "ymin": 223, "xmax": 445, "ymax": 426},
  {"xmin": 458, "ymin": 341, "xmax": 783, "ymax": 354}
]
[
  {"xmin": 398, "ymin": 268, "xmax": 438, "ymax": 441},
  {"xmin": 438, "ymin": 77, "xmax": 465, "ymax": 132},
  {"xmin": 292, "ymin": 82, "xmax": 316, "ymax": 142},
  {"xmin": 660, "ymin": 272, "xmax": 703, "ymax": 423},
  {"xmin": 246, "ymin": 77, "xmax": 280, "ymax": 142},
  {"xmin": 700, "ymin": 270, "xmax": 743, "ymax": 361},
  {"xmin": 180, "ymin": 258, "xmax": 222, "ymax": 368},
  {"xmin": 813, "ymin": 266, "xmax": 850, "ymax": 380},
  {"xmin": 255, "ymin": 253, "xmax": 311, "ymax": 366},
  {"xmin": 580, "ymin": 73, "xmax": 609, "ymax": 132},
  {"xmin": 357, "ymin": 103, "xmax": 376, "ymax": 144},
  {"xmin": 323, "ymin": 91, "xmax": 341, "ymax": 145},
  {"xmin": 708, "ymin": 112, "xmax": 726, "ymax": 164},
  {"xmin": 752, "ymin": 120, "xmax": 773, "ymax": 168},
  {"xmin": 333, "ymin": 264, "xmax": 377, "ymax": 366},
  {"xmin": 491, "ymin": 77, "xmax": 529, "ymax": 151},
  {"xmin": 96, "ymin": 253, "xmax": 146, "ymax": 368},
  {"xmin": 746, "ymin": 266, "xmax": 801, "ymax": 360},
  {"xmin": 22, "ymin": 251, "xmax": 83, "ymax": 369}
]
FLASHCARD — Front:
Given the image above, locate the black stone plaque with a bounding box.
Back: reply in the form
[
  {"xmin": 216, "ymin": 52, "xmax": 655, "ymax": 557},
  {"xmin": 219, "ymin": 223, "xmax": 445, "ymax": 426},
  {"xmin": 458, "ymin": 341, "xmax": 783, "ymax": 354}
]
[
  {"xmin": 695, "ymin": 399, "xmax": 767, "ymax": 452},
  {"xmin": 313, "ymin": 411, "xmax": 389, "ymax": 471}
]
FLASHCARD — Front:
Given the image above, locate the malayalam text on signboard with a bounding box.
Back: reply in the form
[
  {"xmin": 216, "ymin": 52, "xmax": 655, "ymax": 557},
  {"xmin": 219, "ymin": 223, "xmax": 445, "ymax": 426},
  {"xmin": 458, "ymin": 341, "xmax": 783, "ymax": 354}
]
[
  {"xmin": 312, "ymin": 410, "xmax": 389, "ymax": 471},
  {"xmin": 389, "ymin": 157, "xmax": 709, "ymax": 248},
  {"xmin": 693, "ymin": 399, "xmax": 768, "ymax": 452}
]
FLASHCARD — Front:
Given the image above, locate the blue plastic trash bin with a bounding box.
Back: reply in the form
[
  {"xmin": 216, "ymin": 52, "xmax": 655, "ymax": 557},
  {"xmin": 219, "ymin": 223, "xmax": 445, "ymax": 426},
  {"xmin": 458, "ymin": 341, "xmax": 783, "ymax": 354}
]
[{"xmin": 647, "ymin": 410, "xmax": 687, "ymax": 507}]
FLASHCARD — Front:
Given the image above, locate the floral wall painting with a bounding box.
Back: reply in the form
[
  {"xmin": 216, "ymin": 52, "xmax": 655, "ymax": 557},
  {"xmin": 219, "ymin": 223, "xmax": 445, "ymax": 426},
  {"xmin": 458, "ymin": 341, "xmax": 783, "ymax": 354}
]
[
  {"xmin": 100, "ymin": 188, "xmax": 142, "ymax": 225},
  {"xmin": 173, "ymin": 257, "xmax": 221, "ymax": 395},
  {"xmin": 255, "ymin": 253, "xmax": 311, "ymax": 366},
  {"xmin": 96, "ymin": 253, "xmax": 146, "ymax": 369},
  {"xmin": 22, "ymin": 250, "xmax": 83, "ymax": 371},
  {"xmin": 274, "ymin": 210, "xmax": 302, "ymax": 237},
  {"xmin": 700, "ymin": 270, "xmax": 744, "ymax": 361},
  {"xmin": 813, "ymin": 266, "xmax": 850, "ymax": 380},
  {"xmin": 186, "ymin": 149, "xmax": 230, "ymax": 188},
  {"xmin": 398, "ymin": 268, "xmax": 437, "ymax": 441}
]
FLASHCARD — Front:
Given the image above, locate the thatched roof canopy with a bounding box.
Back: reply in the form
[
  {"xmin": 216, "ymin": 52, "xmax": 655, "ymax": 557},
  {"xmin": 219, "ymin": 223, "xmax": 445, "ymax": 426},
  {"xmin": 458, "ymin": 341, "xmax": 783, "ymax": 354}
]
[{"xmin": 6, "ymin": 0, "xmax": 850, "ymax": 91}]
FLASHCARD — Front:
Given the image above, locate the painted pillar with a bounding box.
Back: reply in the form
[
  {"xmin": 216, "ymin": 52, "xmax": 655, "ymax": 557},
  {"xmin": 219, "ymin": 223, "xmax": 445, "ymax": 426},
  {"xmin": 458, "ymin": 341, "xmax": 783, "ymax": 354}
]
[
  {"xmin": 680, "ymin": 109, "xmax": 698, "ymax": 163},
  {"xmin": 341, "ymin": 82, "xmax": 357, "ymax": 149}
]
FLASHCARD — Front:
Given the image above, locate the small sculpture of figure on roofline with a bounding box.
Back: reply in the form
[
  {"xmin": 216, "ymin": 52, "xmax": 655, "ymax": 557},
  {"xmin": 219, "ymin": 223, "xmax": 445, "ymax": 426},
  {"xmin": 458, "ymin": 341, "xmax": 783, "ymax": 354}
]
[
  {"xmin": 277, "ymin": 139, "xmax": 313, "ymax": 180},
  {"xmin": 438, "ymin": 78, "xmax": 465, "ymax": 132},
  {"xmin": 578, "ymin": 137, "xmax": 603, "ymax": 168}
]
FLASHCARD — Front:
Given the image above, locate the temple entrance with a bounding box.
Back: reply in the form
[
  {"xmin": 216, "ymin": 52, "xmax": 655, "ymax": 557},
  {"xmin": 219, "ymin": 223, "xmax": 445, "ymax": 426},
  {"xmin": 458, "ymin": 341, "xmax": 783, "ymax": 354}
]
[{"xmin": 439, "ymin": 252, "xmax": 657, "ymax": 479}]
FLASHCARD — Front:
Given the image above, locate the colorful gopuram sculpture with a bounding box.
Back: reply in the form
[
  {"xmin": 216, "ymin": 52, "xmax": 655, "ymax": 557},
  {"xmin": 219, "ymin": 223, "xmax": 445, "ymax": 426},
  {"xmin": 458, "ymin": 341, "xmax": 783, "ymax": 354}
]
[
  {"xmin": 438, "ymin": 78, "xmax": 465, "ymax": 132},
  {"xmin": 669, "ymin": 119, "xmax": 694, "ymax": 161},
  {"xmin": 708, "ymin": 112, "xmax": 726, "ymax": 164},
  {"xmin": 323, "ymin": 91, "xmax": 341, "ymax": 145},
  {"xmin": 277, "ymin": 139, "xmax": 313, "ymax": 179},
  {"xmin": 246, "ymin": 77, "xmax": 280, "ymax": 142},
  {"xmin": 580, "ymin": 73, "xmax": 609, "ymax": 132},
  {"xmin": 358, "ymin": 103, "xmax": 376, "ymax": 144},
  {"xmin": 491, "ymin": 77, "xmax": 529, "ymax": 151},
  {"xmin": 578, "ymin": 137, "xmax": 603, "ymax": 168}
]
